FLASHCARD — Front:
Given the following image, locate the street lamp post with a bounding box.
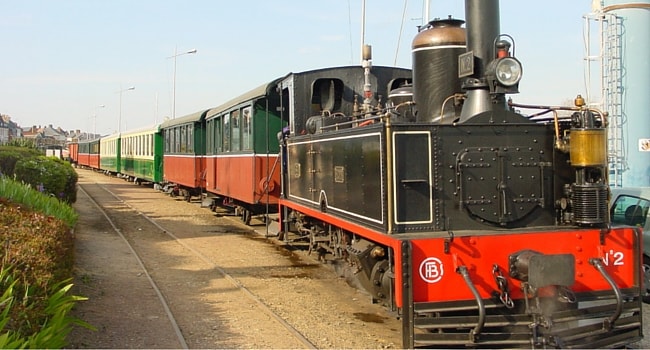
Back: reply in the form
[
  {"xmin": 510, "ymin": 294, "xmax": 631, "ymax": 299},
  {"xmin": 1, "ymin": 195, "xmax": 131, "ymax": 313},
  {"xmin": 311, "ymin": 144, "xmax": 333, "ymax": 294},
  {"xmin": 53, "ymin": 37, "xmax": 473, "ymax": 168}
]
[
  {"xmin": 93, "ymin": 104, "xmax": 105, "ymax": 138},
  {"xmin": 168, "ymin": 47, "xmax": 197, "ymax": 119},
  {"xmin": 117, "ymin": 86, "xmax": 135, "ymax": 133}
]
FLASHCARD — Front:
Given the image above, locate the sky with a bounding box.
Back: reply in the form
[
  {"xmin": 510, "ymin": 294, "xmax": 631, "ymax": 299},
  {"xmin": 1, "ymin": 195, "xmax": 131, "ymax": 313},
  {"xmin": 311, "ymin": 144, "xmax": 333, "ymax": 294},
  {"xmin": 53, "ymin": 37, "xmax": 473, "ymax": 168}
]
[{"xmin": 0, "ymin": 1, "xmax": 596, "ymax": 136}]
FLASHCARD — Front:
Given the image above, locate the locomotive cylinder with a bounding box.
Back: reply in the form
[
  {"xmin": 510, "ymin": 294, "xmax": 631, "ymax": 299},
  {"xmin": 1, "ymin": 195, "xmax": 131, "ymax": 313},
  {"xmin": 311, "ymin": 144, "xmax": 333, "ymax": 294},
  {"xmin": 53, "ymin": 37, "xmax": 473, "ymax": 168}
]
[{"xmin": 411, "ymin": 18, "xmax": 465, "ymax": 123}]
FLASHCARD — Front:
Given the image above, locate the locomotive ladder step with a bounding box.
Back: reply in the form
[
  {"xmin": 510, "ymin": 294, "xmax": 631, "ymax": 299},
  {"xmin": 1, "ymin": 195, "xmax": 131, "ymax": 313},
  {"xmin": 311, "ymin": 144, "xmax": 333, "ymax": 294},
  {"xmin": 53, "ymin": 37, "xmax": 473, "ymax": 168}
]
[{"xmin": 411, "ymin": 290, "xmax": 642, "ymax": 348}]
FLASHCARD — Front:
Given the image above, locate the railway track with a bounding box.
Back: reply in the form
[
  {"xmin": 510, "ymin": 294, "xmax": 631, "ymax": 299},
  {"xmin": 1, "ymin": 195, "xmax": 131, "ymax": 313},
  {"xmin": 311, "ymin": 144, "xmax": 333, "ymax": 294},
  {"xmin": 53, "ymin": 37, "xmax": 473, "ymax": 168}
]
[
  {"xmin": 78, "ymin": 179, "xmax": 317, "ymax": 349},
  {"xmin": 70, "ymin": 169, "xmax": 402, "ymax": 349}
]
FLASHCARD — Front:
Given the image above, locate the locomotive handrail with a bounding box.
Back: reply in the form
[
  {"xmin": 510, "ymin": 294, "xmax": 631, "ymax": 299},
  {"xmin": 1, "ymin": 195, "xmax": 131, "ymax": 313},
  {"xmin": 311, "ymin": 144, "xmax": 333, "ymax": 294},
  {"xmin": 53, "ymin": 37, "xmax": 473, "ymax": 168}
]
[
  {"xmin": 456, "ymin": 265, "xmax": 485, "ymax": 342},
  {"xmin": 509, "ymin": 99, "xmax": 609, "ymax": 154},
  {"xmin": 589, "ymin": 257, "xmax": 623, "ymax": 329},
  {"xmin": 508, "ymin": 100, "xmax": 608, "ymax": 127},
  {"xmin": 319, "ymin": 101, "xmax": 414, "ymax": 132},
  {"xmin": 318, "ymin": 112, "xmax": 388, "ymax": 131}
]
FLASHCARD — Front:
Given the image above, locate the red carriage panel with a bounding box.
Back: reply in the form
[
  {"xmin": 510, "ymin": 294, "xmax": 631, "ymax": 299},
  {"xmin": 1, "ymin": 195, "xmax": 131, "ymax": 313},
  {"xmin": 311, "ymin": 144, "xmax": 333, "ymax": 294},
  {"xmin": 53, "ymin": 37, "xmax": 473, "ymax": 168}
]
[
  {"xmin": 163, "ymin": 155, "xmax": 205, "ymax": 189},
  {"xmin": 205, "ymin": 154, "xmax": 280, "ymax": 206},
  {"xmin": 88, "ymin": 154, "xmax": 100, "ymax": 169},
  {"xmin": 78, "ymin": 153, "xmax": 100, "ymax": 169},
  {"xmin": 68, "ymin": 143, "xmax": 79, "ymax": 163}
]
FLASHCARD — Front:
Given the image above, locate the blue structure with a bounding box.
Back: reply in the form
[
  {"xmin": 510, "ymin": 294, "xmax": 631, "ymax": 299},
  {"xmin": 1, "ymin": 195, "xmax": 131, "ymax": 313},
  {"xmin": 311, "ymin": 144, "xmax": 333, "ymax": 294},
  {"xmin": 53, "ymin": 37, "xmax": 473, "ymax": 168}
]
[{"xmin": 603, "ymin": 1, "xmax": 650, "ymax": 187}]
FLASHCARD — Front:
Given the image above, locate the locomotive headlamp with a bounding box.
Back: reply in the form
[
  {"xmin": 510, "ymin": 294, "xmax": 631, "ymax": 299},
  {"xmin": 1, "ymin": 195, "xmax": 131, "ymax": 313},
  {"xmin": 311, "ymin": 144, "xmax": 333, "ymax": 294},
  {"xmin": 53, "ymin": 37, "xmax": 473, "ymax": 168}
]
[
  {"xmin": 486, "ymin": 56, "xmax": 522, "ymax": 94},
  {"xmin": 495, "ymin": 57, "xmax": 522, "ymax": 86}
]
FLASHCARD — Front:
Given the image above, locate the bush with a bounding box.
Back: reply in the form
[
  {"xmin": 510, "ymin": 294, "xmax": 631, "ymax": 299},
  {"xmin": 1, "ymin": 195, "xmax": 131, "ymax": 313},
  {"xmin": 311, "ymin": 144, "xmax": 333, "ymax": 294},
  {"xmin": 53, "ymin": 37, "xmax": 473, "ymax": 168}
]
[
  {"xmin": 14, "ymin": 156, "xmax": 78, "ymax": 204},
  {"xmin": 0, "ymin": 146, "xmax": 41, "ymax": 176},
  {"xmin": 0, "ymin": 196, "xmax": 75, "ymax": 293}
]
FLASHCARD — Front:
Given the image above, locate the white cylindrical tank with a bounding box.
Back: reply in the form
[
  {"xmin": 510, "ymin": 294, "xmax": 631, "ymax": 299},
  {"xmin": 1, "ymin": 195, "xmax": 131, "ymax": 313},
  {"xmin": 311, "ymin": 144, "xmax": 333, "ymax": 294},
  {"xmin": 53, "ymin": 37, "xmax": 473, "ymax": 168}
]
[{"xmin": 603, "ymin": 1, "xmax": 650, "ymax": 186}]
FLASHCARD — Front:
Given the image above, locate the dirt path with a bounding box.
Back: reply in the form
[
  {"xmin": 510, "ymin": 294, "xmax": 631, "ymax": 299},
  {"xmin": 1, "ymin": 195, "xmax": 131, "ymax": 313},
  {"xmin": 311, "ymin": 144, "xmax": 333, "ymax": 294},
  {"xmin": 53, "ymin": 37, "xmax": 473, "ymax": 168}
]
[{"xmin": 66, "ymin": 169, "xmax": 402, "ymax": 349}]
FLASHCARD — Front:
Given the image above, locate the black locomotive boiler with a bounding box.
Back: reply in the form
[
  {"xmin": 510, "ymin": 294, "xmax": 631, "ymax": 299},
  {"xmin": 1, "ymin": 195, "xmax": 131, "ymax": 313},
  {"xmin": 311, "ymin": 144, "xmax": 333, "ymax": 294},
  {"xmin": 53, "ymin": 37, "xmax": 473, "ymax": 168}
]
[{"xmin": 277, "ymin": 0, "xmax": 644, "ymax": 348}]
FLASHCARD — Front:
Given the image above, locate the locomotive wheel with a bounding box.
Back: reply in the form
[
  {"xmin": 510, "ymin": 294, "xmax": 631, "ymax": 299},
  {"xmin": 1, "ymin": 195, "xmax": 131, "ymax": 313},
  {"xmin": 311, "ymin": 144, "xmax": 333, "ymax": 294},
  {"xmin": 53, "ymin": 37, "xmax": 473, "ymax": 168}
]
[
  {"xmin": 331, "ymin": 227, "xmax": 346, "ymax": 259},
  {"xmin": 370, "ymin": 259, "xmax": 391, "ymax": 305}
]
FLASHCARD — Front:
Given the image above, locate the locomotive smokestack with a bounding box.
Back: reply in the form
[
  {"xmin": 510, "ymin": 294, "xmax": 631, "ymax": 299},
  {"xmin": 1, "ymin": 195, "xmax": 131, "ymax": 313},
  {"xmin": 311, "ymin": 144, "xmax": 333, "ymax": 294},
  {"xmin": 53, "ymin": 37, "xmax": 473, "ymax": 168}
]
[
  {"xmin": 458, "ymin": 0, "xmax": 502, "ymax": 122},
  {"xmin": 465, "ymin": 0, "xmax": 499, "ymax": 78}
]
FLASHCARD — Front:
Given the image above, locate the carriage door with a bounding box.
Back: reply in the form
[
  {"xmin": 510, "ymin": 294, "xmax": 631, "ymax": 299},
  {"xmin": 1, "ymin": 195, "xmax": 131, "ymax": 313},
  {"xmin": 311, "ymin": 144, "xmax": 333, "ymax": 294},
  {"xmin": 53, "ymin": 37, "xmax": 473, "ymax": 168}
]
[{"xmin": 393, "ymin": 131, "xmax": 433, "ymax": 224}]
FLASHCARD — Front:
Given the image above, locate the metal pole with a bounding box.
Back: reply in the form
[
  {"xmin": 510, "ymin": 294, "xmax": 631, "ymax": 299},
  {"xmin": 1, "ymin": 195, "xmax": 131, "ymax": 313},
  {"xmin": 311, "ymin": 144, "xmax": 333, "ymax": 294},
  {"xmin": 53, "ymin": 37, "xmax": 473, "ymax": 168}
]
[
  {"xmin": 118, "ymin": 86, "xmax": 135, "ymax": 133},
  {"xmin": 94, "ymin": 104, "xmax": 105, "ymax": 137},
  {"xmin": 168, "ymin": 48, "xmax": 197, "ymax": 119},
  {"xmin": 172, "ymin": 46, "xmax": 177, "ymax": 119}
]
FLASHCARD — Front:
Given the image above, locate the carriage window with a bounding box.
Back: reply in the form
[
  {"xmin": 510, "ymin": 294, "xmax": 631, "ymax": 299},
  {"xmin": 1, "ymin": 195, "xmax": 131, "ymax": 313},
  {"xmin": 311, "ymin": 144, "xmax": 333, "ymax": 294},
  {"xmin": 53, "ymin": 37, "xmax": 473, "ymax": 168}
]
[
  {"xmin": 168, "ymin": 129, "xmax": 173, "ymax": 153},
  {"xmin": 215, "ymin": 118, "xmax": 222, "ymax": 153},
  {"xmin": 223, "ymin": 113, "xmax": 231, "ymax": 152},
  {"xmin": 187, "ymin": 126, "xmax": 194, "ymax": 153},
  {"xmin": 180, "ymin": 125, "xmax": 187, "ymax": 153},
  {"xmin": 174, "ymin": 128, "xmax": 180, "ymax": 153},
  {"xmin": 206, "ymin": 120, "xmax": 213, "ymax": 154},
  {"xmin": 242, "ymin": 106, "xmax": 252, "ymax": 150},
  {"xmin": 231, "ymin": 109, "xmax": 241, "ymax": 151}
]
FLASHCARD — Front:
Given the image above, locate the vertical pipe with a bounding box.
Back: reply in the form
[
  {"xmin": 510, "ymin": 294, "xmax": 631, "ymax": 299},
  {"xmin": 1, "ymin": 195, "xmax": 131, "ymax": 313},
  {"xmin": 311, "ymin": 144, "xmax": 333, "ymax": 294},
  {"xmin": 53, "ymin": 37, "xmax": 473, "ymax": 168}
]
[
  {"xmin": 360, "ymin": 0, "xmax": 366, "ymax": 61},
  {"xmin": 458, "ymin": 0, "xmax": 501, "ymax": 122},
  {"xmin": 424, "ymin": 0, "xmax": 430, "ymax": 25},
  {"xmin": 464, "ymin": 0, "xmax": 500, "ymax": 78}
]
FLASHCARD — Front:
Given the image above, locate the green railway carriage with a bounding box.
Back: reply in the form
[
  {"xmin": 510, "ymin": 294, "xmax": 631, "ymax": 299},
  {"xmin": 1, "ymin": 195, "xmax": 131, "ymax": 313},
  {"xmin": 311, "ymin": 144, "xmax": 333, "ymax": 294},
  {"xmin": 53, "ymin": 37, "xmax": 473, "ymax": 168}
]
[
  {"xmin": 100, "ymin": 133, "xmax": 121, "ymax": 174},
  {"xmin": 120, "ymin": 124, "xmax": 164, "ymax": 183}
]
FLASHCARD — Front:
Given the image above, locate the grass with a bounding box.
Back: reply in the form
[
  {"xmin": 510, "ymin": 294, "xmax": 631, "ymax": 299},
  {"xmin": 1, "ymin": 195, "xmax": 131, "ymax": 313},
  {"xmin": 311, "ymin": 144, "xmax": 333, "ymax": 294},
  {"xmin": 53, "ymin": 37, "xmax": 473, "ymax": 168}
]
[{"xmin": 0, "ymin": 177, "xmax": 77, "ymax": 228}]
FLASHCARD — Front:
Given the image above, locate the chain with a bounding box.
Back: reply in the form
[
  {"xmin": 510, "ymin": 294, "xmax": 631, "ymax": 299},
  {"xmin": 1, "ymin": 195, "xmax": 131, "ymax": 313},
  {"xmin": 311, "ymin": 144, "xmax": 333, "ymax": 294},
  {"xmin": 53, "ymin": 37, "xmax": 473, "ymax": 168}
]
[{"xmin": 492, "ymin": 264, "xmax": 515, "ymax": 308}]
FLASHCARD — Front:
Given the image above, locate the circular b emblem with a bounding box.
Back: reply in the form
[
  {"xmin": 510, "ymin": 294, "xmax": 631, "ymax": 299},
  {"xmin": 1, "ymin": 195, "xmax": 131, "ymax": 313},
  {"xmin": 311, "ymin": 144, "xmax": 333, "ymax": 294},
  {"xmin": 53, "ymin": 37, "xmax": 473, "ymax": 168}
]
[{"xmin": 419, "ymin": 257, "xmax": 444, "ymax": 283}]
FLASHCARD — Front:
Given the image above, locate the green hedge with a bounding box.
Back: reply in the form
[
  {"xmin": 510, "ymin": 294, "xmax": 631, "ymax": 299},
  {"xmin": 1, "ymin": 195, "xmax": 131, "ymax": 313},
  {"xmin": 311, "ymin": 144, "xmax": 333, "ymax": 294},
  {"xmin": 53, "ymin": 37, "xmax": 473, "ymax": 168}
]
[
  {"xmin": 14, "ymin": 156, "xmax": 78, "ymax": 204},
  {"xmin": 1, "ymin": 145, "xmax": 78, "ymax": 204},
  {"xmin": 0, "ymin": 146, "xmax": 41, "ymax": 177}
]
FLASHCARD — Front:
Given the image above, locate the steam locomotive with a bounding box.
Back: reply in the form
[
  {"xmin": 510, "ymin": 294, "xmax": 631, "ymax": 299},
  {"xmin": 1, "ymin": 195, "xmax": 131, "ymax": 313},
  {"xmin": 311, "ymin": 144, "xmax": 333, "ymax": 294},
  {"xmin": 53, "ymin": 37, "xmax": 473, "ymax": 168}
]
[
  {"xmin": 67, "ymin": 0, "xmax": 644, "ymax": 347},
  {"xmin": 276, "ymin": 0, "xmax": 644, "ymax": 347}
]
